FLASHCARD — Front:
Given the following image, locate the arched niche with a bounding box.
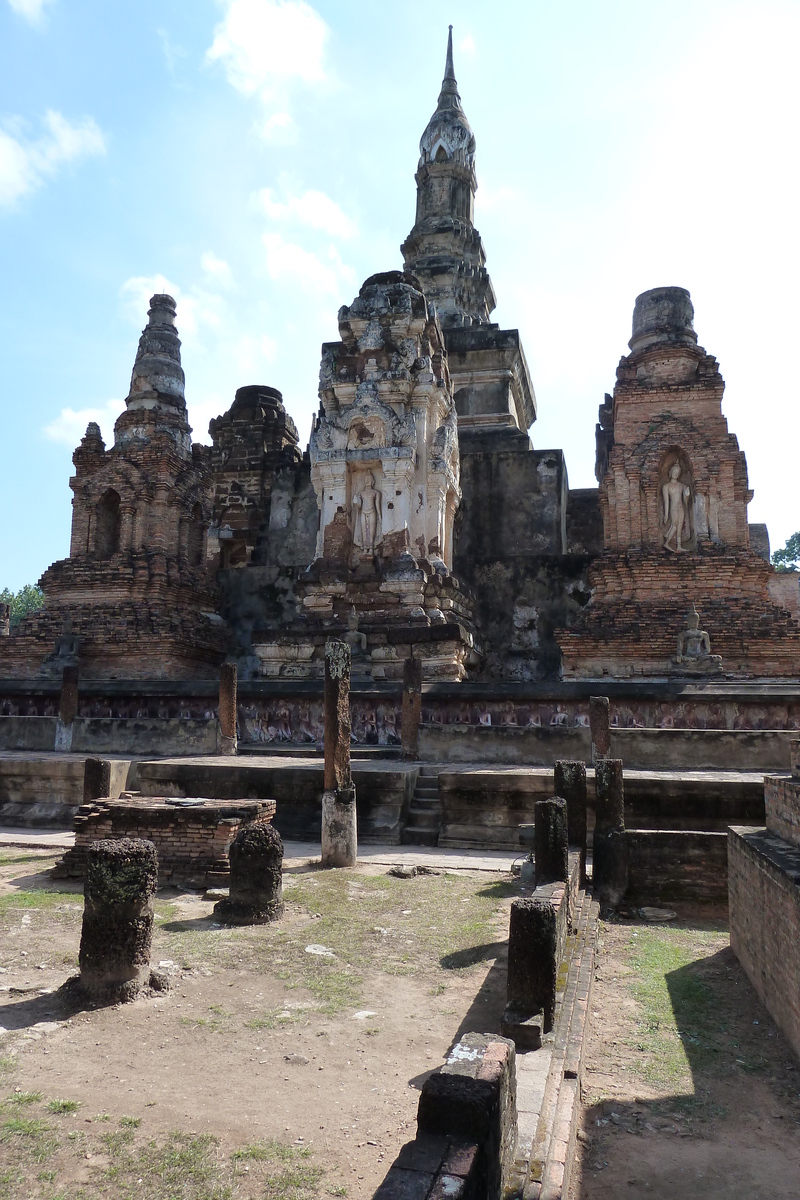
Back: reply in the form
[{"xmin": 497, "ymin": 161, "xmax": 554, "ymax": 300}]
[
  {"xmin": 658, "ymin": 448, "xmax": 696, "ymax": 553},
  {"xmin": 346, "ymin": 416, "xmax": 385, "ymax": 451},
  {"xmin": 95, "ymin": 489, "xmax": 121, "ymax": 559}
]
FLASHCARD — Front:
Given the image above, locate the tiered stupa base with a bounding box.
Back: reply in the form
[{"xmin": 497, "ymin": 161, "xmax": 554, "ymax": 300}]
[
  {"xmin": 558, "ymin": 549, "xmax": 800, "ymax": 679},
  {"xmin": 252, "ymin": 553, "xmax": 478, "ymax": 682}
]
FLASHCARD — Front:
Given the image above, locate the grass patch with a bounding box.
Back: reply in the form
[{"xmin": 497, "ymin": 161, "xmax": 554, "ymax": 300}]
[
  {"xmin": 0, "ymin": 887, "xmax": 82, "ymax": 923},
  {"xmin": 0, "ymin": 1115, "xmax": 57, "ymax": 1163},
  {"xmin": 3, "ymin": 1092, "xmax": 41, "ymax": 1108},
  {"xmin": 46, "ymin": 1099, "xmax": 80, "ymax": 1114},
  {"xmin": 153, "ymin": 868, "xmax": 513, "ymax": 1017},
  {"xmin": 625, "ymin": 926, "xmax": 734, "ymax": 1089}
]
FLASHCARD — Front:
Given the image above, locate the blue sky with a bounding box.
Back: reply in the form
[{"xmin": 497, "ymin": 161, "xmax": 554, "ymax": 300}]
[{"xmin": 1, "ymin": 0, "xmax": 799, "ymax": 590}]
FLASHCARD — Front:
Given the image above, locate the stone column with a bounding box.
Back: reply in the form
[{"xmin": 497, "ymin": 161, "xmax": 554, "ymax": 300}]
[
  {"xmin": 593, "ymin": 758, "xmax": 629, "ymax": 909},
  {"xmin": 84, "ymin": 757, "xmax": 112, "ymax": 802},
  {"xmin": 218, "ymin": 662, "xmax": 237, "ymax": 755},
  {"xmin": 55, "ymin": 665, "xmax": 79, "ymax": 752},
  {"xmin": 401, "ymin": 655, "xmax": 422, "ymax": 760},
  {"xmin": 78, "ymin": 838, "xmax": 158, "ymax": 1002},
  {"xmin": 504, "ymin": 897, "xmax": 559, "ymax": 1042},
  {"xmin": 321, "ymin": 640, "xmax": 357, "ymax": 867},
  {"xmin": 534, "ymin": 796, "xmax": 569, "ymax": 887},
  {"xmin": 589, "ymin": 695, "xmax": 610, "ymax": 763},
  {"xmin": 554, "ymin": 759, "xmax": 588, "ymax": 883},
  {"xmin": 214, "ymin": 822, "xmax": 284, "ymax": 924}
]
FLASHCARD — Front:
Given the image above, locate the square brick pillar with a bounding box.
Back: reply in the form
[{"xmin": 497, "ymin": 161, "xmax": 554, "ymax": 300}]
[
  {"xmin": 218, "ymin": 662, "xmax": 237, "ymax": 756},
  {"xmin": 401, "ymin": 656, "xmax": 422, "ymax": 760},
  {"xmin": 55, "ymin": 665, "xmax": 79, "ymax": 751}
]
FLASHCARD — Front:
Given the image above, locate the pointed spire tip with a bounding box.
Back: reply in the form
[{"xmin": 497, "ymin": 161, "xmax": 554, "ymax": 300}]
[{"xmin": 444, "ymin": 24, "xmax": 455, "ymax": 81}]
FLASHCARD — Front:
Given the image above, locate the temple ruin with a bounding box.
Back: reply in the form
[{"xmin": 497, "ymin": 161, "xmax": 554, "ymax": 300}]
[{"xmin": 2, "ymin": 26, "xmax": 800, "ymax": 1200}]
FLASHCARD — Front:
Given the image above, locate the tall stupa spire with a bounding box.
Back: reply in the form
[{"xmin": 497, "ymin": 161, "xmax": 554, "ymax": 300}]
[
  {"xmin": 438, "ymin": 24, "xmax": 460, "ymax": 108},
  {"xmin": 113, "ymin": 292, "xmax": 193, "ymax": 455},
  {"xmin": 401, "ymin": 26, "xmax": 494, "ymax": 327}
]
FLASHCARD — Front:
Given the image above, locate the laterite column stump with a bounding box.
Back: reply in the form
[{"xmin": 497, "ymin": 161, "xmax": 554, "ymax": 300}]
[
  {"xmin": 214, "ymin": 822, "xmax": 284, "ymax": 925},
  {"xmin": 78, "ymin": 837, "xmax": 158, "ymax": 1003}
]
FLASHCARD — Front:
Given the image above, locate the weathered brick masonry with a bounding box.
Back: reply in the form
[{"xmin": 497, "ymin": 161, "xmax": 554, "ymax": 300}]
[
  {"xmin": 729, "ymin": 758, "xmax": 800, "ymax": 1060},
  {"xmin": 53, "ymin": 797, "xmax": 276, "ymax": 888}
]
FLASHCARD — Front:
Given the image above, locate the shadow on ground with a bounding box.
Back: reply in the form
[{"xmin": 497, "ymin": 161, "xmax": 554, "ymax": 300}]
[{"xmin": 574, "ymin": 930, "xmax": 800, "ymax": 1200}]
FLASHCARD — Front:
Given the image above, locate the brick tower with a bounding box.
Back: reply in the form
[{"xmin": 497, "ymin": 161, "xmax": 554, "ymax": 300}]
[
  {"xmin": 557, "ymin": 287, "xmax": 800, "ymax": 678},
  {"xmin": 1, "ymin": 294, "xmax": 227, "ymax": 678}
]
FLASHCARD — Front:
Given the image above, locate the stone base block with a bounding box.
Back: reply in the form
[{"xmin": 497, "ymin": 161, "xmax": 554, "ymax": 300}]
[
  {"xmin": 500, "ymin": 1005, "xmax": 544, "ymax": 1051},
  {"xmin": 321, "ymin": 787, "xmax": 357, "ymax": 867}
]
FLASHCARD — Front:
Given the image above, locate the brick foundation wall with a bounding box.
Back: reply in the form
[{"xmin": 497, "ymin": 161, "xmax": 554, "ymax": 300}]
[
  {"xmin": 764, "ymin": 775, "xmax": 800, "ymax": 847},
  {"xmin": 53, "ymin": 797, "xmax": 276, "ymax": 887},
  {"xmin": 625, "ymin": 829, "xmax": 729, "ymax": 906},
  {"xmin": 729, "ymin": 827, "xmax": 800, "ymax": 1060}
]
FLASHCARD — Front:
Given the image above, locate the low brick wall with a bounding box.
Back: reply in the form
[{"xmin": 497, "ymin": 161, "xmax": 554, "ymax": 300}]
[
  {"xmin": 729, "ymin": 826, "xmax": 800, "ymax": 1060},
  {"xmin": 438, "ymin": 769, "xmax": 554, "ymax": 849},
  {"xmin": 625, "ymin": 829, "xmax": 729, "ymax": 906},
  {"xmin": 419, "ymin": 723, "xmax": 794, "ymax": 771},
  {"xmin": 438, "ymin": 768, "xmax": 763, "ymax": 850},
  {"xmin": 52, "ymin": 797, "xmax": 276, "ymax": 887},
  {"xmin": 764, "ymin": 775, "xmax": 800, "ymax": 847},
  {"xmin": 374, "ymin": 1033, "xmax": 516, "ymax": 1200}
]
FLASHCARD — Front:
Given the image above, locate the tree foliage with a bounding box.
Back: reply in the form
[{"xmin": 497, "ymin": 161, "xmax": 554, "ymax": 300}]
[
  {"xmin": 772, "ymin": 531, "xmax": 800, "ymax": 572},
  {"xmin": 0, "ymin": 584, "xmax": 44, "ymax": 627}
]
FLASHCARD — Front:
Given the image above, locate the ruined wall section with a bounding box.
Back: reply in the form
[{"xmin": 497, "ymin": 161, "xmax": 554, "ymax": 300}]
[{"xmin": 208, "ymin": 384, "xmax": 301, "ymax": 570}]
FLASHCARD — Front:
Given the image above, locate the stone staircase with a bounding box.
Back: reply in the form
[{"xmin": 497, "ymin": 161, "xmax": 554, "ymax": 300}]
[
  {"xmin": 401, "ymin": 768, "xmax": 441, "ymax": 846},
  {"xmin": 512, "ymin": 888, "xmax": 600, "ymax": 1199}
]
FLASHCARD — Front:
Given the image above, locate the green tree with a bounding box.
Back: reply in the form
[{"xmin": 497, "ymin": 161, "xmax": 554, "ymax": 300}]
[
  {"xmin": 772, "ymin": 531, "xmax": 800, "ymax": 572},
  {"xmin": 0, "ymin": 584, "xmax": 45, "ymax": 627}
]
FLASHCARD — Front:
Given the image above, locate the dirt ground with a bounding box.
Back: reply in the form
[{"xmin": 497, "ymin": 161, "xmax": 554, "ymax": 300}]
[
  {"xmin": 0, "ymin": 849, "xmax": 515, "ymax": 1200},
  {"xmin": 570, "ymin": 911, "xmax": 800, "ymax": 1200}
]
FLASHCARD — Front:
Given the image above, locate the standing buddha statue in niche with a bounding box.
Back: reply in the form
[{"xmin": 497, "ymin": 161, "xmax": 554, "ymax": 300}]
[
  {"xmin": 352, "ymin": 470, "xmax": 382, "ymax": 552},
  {"xmin": 662, "ymin": 462, "xmax": 692, "ymax": 553}
]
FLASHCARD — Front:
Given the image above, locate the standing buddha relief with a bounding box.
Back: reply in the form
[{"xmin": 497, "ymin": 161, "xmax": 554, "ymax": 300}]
[
  {"xmin": 309, "ymin": 270, "xmax": 461, "ymax": 570},
  {"xmin": 659, "ymin": 451, "xmax": 695, "ymax": 553}
]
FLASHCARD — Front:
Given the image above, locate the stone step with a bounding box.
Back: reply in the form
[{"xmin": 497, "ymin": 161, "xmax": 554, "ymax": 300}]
[
  {"xmin": 414, "ymin": 786, "xmax": 440, "ymax": 800},
  {"xmin": 407, "ymin": 810, "xmax": 440, "ymax": 831},
  {"xmin": 409, "ymin": 798, "xmax": 441, "ymax": 812},
  {"xmin": 401, "ymin": 826, "xmax": 439, "ymax": 847}
]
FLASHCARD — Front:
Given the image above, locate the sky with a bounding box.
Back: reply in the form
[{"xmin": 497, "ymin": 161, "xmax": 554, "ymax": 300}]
[{"xmin": 1, "ymin": 0, "xmax": 799, "ymax": 590}]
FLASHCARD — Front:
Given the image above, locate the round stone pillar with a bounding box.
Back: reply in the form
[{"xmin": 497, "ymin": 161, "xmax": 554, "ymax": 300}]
[
  {"xmin": 79, "ymin": 838, "xmax": 158, "ymax": 1002},
  {"xmin": 214, "ymin": 822, "xmax": 284, "ymax": 924}
]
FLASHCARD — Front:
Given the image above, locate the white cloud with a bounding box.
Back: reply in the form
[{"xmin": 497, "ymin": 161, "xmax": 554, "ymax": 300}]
[
  {"xmin": 207, "ymin": 0, "xmax": 330, "ymax": 137},
  {"xmin": 119, "ymin": 274, "xmax": 226, "ymax": 339},
  {"xmin": 7, "ymin": 0, "xmax": 55, "ymax": 25},
  {"xmin": 44, "ymin": 399, "xmax": 124, "ymax": 447},
  {"xmin": 201, "ymin": 251, "xmax": 235, "ymax": 289},
  {"xmin": 0, "ymin": 109, "xmax": 105, "ymax": 207},
  {"xmin": 208, "ymin": 0, "xmax": 328, "ymax": 94},
  {"xmin": 261, "ymin": 111, "xmax": 295, "ymax": 143},
  {"xmin": 262, "ymin": 231, "xmax": 355, "ymax": 296},
  {"xmin": 258, "ymin": 184, "xmax": 356, "ymax": 238}
]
